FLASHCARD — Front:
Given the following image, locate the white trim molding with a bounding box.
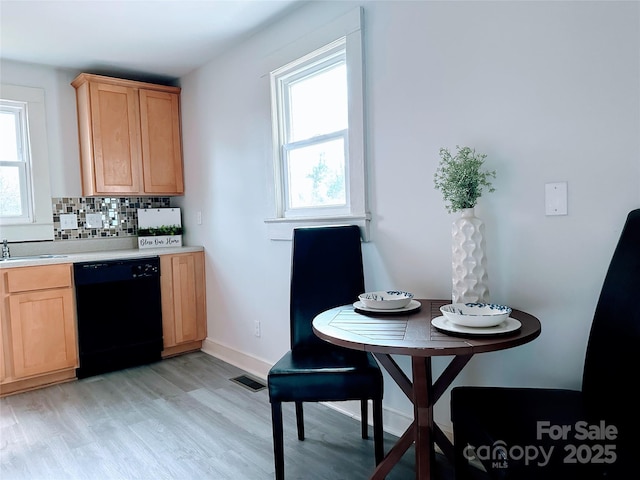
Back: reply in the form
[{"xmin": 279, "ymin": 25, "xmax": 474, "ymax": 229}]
[
  {"xmin": 264, "ymin": 7, "xmax": 370, "ymax": 241},
  {"xmin": 0, "ymin": 84, "xmax": 53, "ymax": 241},
  {"xmin": 264, "ymin": 213, "xmax": 370, "ymax": 241}
]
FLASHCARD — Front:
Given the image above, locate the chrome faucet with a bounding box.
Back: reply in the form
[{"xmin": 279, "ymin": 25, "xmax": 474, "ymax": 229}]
[{"xmin": 2, "ymin": 239, "xmax": 10, "ymax": 259}]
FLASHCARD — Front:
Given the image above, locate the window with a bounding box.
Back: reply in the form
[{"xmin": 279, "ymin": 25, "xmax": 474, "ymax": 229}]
[
  {"xmin": 265, "ymin": 8, "xmax": 369, "ymax": 240},
  {"xmin": 0, "ymin": 84, "xmax": 53, "ymax": 241},
  {"xmin": 274, "ymin": 42, "xmax": 348, "ymax": 216},
  {"xmin": 1, "ymin": 100, "xmax": 33, "ymax": 221}
]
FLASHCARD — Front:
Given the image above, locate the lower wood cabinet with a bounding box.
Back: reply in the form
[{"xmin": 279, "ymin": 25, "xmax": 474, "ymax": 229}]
[
  {"xmin": 160, "ymin": 251, "xmax": 207, "ymax": 357},
  {"xmin": 0, "ymin": 250, "xmax": 207, "ymax": 396},
  {"xmin": 0, "ymin": 264, "xmax": 78, "ymax": 396}
]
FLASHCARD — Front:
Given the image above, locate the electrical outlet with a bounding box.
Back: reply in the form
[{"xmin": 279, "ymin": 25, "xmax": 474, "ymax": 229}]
[
  {"xmin": 254, "ymin": 320, "xmax": 261, "ymax": 337},
  {"xmin": 85, "ymin": 213, "xmax": 103, "ymax": 229},
  {"xmin": 60, "ymin": 213, "xmax": 78, "ymax": 230}
]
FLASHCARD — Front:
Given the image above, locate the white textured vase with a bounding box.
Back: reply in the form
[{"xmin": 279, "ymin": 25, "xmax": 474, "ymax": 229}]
[{"xmin": 451, "ymin": 207, "xmax": 490, "ymax": 303}]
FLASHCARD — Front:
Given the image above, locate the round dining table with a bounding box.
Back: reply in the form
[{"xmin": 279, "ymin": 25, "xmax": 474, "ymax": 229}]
[{"xmin": 312, "ymin": 299, "xmax": 541, "ymax": 480}]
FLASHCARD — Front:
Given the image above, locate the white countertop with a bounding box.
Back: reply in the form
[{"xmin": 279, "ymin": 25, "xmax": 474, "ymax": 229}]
[{"xmin": 0, "ymin": 246, "xmax": 204, "ymax": 268}]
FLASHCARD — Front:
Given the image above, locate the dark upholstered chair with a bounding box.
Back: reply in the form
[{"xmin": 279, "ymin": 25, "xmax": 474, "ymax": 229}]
[
  {"xmin": 267, "ymin": 225, "xmax": 384, "ymax": 480},
  {"xmin": 451, "ymin": 209, "xmax": 640, "ymax": 480}
]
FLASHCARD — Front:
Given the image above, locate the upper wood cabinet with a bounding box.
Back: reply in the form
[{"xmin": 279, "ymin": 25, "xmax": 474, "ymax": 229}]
[{"xmin": 72, "ymin": 73, "xmax": 184, "ymax": 196}]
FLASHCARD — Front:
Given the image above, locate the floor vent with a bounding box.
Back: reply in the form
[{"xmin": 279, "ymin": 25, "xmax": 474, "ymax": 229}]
[{"xmin": 230, "ymin": 375, "xmax": 266, "ymax": 392}]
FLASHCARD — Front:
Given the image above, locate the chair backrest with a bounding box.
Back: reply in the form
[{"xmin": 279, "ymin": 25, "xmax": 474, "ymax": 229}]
[
  {"xmin": 289, "ymin": 225, "xmax": 365, "ymax": 351},
  {"xmin": 582, "ymin": 208, "xmax": 640, "ymax": 419}
]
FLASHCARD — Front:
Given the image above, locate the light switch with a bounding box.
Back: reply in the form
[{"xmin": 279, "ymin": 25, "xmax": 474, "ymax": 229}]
[
  {"xmin": 545, "ymin": 182, "xmax": 568, "ymax": 216},
  {"xmin": 85, "ymin": 213, "xmax": 103, "ymax": 229},
  {"xmin": 60, "ymin": 213, "xmax": 78, "ymax": 229}
]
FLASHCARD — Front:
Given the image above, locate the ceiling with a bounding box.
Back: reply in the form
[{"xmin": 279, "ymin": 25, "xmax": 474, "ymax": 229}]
[{"xmin": 1, "ymin": 0, "xmax": 302, "ymax": 82}]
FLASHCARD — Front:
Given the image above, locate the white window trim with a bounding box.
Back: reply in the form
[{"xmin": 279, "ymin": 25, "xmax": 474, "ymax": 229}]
[
  {"xmin": 264, "ymin": 7, "xmax": 370, "ymax": 241},
  {"xmin": 0, "ymin": 84, "xmax": 53, "ymax": 241},
  {"xmin": 0, "ymin": 100, "xmax": 33, "ymax": 223},
  {"xmin": 272, "ymin": 39, "xmax": 350, "ymax": 218}
]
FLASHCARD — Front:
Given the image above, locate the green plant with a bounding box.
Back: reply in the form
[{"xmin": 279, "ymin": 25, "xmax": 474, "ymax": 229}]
[
  {"xmin": 138, "ymin": 225, "xmax": 183, "ymax": 236},
  {"xmin": 434, "ymin": 146, "xmax": 496, "ymax": 213}
]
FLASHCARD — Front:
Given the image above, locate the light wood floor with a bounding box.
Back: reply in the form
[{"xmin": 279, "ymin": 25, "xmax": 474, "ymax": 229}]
[{"xmin": 0, "ymin": 352, "xmax": 482, "ymax": 479}]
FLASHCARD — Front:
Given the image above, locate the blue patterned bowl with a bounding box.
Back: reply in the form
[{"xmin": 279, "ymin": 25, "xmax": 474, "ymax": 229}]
[
  {"xmin": 358, "ymin": 291, "xmax": 414, "ymax": 310},
  {"xmin": 440, "ymin": 303, "xmax": 512, "ymax": 328}
]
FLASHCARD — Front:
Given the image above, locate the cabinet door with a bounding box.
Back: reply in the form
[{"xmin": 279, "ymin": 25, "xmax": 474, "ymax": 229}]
[
  {"xmin": 89, "ymin": 82, "xmax": 142, "ymax": 194},
  {"xmin": 139, "ymin": 90, "xmax": 184, "ymax": 194},
  {"xmin": 8, "ymin": 288, "xmax": 78, "ymax": 379},
  {"xmin": 161, "ymin": 253, "xmax": 206, "ymax": 349},
  {"xmin": 0, "ymin": 321, "xmax": 5, "ymax": 383}
]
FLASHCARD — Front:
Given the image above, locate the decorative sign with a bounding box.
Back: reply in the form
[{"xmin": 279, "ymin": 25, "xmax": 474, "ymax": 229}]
[
  {"xmin": 137, "ymin": 208, "xmax": 182, "ymax": 249},
  {"xmin": 138, "ymin": 235, "xmax": 183, "ymax": 249}
]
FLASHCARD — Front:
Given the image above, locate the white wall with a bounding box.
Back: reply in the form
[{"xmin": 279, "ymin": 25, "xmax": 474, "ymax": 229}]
[
  {"xmin": 177, "ymin": 0, "xmax": 640, "ymax": 432},
  {"xmin": 0, "ymin": 60, "xmax": 82, "ymax": 197}
]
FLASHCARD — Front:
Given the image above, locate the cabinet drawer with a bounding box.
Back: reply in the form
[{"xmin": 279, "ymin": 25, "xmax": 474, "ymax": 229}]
[{"xmin": 5, "ymin": 264, "xmax": 72, "ymax": 293}]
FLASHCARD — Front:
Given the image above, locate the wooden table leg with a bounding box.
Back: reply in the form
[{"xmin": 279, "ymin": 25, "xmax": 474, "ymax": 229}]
[
  {"xmin": 373, "ymin": 353, "xmax": 413, "ymax": 399},
  {"xmin": 432, "ymin": 354, "xmax": 473, "ymax": 462},
  {"xmin": 370, "ymin": 421, "xmax": 416, "ymax": 480},
  {"xmin": 370, "ymin": 353, "xmax": 416, "ymax": 479},
  {"xmin": 412, "ymin": 356, "xmax": 434, "ymax": 480},
  {"xmin": 369, "ymin": 353, "xmax": 473, "ymax": 479}
]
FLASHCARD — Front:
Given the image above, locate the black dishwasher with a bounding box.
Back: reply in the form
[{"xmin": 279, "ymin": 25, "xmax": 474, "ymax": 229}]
[{"xmin": 74, "ymin": 257, "xmax": 163, "ymax": 379}]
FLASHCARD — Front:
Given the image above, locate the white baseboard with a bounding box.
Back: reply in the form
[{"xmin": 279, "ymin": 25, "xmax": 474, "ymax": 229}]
[
  {"xmin": 200, "ymin": 338, "xmax": 453, "ymax": 442},
  {"xmin": 201, "ymin": 338, "xmax": 272, "ymax": 380}
]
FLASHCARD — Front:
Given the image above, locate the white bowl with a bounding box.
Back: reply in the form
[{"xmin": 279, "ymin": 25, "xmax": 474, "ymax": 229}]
[
  {"xmin": 440, "ymin": 303, "xmax": 512, "ymax": 328},
  {"xmin": 358, "ymin": 291, "xmax": 414, "ymax": 310}
]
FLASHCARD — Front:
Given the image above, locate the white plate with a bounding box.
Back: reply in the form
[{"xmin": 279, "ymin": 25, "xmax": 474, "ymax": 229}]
[
  {"xmin": 431, "ymin": 316, "xmax": 521, "ymax": 336},
  {"xmin": 353, "ymin": 299, "xmax": 422, "ymax": 314}
]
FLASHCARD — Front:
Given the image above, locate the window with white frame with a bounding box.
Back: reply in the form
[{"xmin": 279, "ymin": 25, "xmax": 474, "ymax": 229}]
[
  {"xmin": 1, "ymin": 99, "xmax": 33, "ymax": 222},
  {"xmin": 0, "ymin": 84, "xmax": 53, "ymax": 241},
  {"xmin": 273, "ymin": 41, "xmax": 348, "ymax": 216},
  {"xmin": 266, "ymin": 8, "xmax": 369, "ymax": 240}
]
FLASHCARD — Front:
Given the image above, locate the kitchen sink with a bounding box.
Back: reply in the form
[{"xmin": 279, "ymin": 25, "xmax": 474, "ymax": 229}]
[{"xmin": 1, "ymin": 254, "xmax": 68, "ymax": 262}]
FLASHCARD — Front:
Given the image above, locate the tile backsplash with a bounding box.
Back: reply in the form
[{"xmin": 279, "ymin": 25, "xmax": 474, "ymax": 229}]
[{"xmin": 52, "ymin": 197, "xmax": 171, "ymax": 241}]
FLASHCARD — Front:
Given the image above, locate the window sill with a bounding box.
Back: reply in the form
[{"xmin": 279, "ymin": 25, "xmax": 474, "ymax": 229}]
[{"xmin": 265, "ymin": 214, "xmax": 370, "ymax": 241}]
